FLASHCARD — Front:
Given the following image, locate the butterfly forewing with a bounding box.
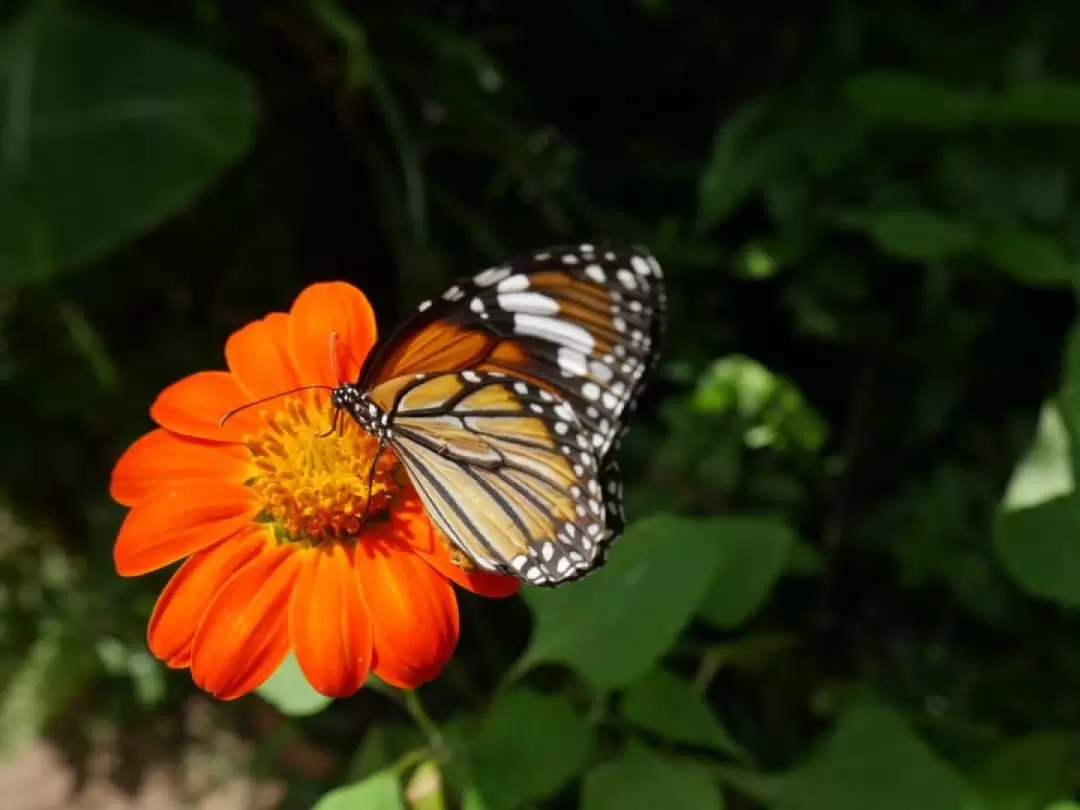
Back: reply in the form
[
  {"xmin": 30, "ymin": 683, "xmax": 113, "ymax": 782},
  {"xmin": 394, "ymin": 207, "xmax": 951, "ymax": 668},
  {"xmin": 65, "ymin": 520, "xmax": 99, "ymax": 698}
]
[
  {"xmin": 370, "ymin": 370, "xmax": 611, "ymax": 586},
  {"xmin": 359, "ymin": 244, "xmax": 665, "ymax": 458}
]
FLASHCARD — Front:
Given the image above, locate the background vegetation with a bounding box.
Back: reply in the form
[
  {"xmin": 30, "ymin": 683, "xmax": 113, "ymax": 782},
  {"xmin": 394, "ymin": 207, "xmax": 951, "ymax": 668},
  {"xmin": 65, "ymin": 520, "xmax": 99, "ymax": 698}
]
[{"xmin": 4, "ymin": 0, "xmax": 1080, "ymax": 807}]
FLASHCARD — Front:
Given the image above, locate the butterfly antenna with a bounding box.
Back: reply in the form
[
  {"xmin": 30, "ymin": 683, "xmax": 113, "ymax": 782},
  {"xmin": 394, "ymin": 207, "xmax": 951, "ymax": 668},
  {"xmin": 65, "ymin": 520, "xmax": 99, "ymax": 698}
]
[
  {"xmin": 218, "ymin": 384, "xmax": 335, "ymax": 426},
  {"xmin": 329, "ymin": 331, "xmax": 342, "ymax": 385}
]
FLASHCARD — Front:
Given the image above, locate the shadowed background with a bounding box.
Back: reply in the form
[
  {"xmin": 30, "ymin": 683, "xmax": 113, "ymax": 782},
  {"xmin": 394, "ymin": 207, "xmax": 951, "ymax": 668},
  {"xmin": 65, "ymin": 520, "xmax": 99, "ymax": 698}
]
[{"xmin": 3, "ymin": 0, "xmax": 1080, "ymax": 808}]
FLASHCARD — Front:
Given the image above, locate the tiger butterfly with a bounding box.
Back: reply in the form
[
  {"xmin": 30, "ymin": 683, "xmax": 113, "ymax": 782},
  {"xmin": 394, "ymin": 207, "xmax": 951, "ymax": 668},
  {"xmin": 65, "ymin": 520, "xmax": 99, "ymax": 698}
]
[{"xmin": 332, "ymin": 243, "xmax": 665, "ymax": 586}]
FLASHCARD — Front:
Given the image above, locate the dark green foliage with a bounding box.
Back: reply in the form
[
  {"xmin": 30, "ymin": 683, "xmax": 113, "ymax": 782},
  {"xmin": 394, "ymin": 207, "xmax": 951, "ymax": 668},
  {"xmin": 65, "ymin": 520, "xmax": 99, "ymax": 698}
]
[{"xmin": 4, "ymin": 0, "xmax": 1080, "ymax": 808}]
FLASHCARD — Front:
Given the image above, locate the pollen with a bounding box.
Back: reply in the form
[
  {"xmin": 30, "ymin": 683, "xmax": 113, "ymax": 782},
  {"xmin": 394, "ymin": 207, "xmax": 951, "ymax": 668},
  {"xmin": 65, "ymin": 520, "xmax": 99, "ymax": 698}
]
[{"xmin": 244, "ymin": 396, "xmax": 403, "ymax": 544}]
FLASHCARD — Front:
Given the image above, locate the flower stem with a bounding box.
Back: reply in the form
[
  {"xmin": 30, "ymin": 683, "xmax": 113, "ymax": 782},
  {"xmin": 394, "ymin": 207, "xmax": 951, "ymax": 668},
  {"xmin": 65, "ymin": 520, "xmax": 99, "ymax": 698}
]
[{"xmin": 402, "ymin": 688, "xmax": 448, "ymax": 761}]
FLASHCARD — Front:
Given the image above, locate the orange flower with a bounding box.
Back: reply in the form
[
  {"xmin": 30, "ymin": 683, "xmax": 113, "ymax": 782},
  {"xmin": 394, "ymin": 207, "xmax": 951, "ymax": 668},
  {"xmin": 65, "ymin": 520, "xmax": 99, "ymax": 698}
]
[{"xmin": 111, "ymin": 282, "xmax": 519, "ymax": 700}]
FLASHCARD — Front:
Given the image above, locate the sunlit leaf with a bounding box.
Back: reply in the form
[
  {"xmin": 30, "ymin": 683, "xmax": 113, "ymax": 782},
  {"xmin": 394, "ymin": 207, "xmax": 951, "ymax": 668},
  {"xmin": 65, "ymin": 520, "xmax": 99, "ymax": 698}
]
[
  {"xmin": 469, "ymin": 690, "xmax": 594, "ymax": 810},
  {"xmin": 405, "ymin": 760, "xmax": 445, "ymax": 810},
  {"xmin": 982, "ymin": 228, "xmax": 1076, "ymax": 287},
  {"xmin": 518, "ymin": 516, "xmax": 727, "ymax": 688},
  {"xmin": 697, "ymin": 517, "xmax": 794, "ymax": 628},
  {"xmin": 994, "ymin": 496, "xmax": 1080, "ymax": 607},
  {"xmin": 973, "ymin": 731, "xmax": 1074, "ymax": 810},
  {"xmin": 775, "ymin": 701, "xmax": 985, "ymax": 810},
  {"xmin": 313, "ymin": 770, "xmax": 405, "ymax": 810},
  {"xmin": 0, "ymin": 5, "xmax": 256, "ymax": 284},
  {"xmin": 1001, "ymin": 402, "xmax": 1074, "ymax": 511},
  {"xmin": 581, "ymin": 745, "xmax": 724, "ymax": 810},
  {"xmin": 621, "ymin": 669, "xmax": 745, "ymax": 759},
  {"xmin": 693, "ymin": 355, "xmax": 828, "ymax": 452},
  {"xmin": 845, "ymin": 71, "xmax": 977, "ymax": 128},
  {"xmin": 256, "ymin": 653, "xmax": 332, "ymax": 717}
]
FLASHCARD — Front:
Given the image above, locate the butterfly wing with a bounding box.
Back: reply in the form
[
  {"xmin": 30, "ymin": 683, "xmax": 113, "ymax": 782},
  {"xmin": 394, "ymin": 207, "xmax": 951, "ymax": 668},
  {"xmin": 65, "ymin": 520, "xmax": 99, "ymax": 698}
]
[
  {"xmin": 359, "ymin": 243, "xmax": 666, "ymax": 458},
  {"xmin": 370, "ymin": 370, "xmax": 612, "ymax": 586}
]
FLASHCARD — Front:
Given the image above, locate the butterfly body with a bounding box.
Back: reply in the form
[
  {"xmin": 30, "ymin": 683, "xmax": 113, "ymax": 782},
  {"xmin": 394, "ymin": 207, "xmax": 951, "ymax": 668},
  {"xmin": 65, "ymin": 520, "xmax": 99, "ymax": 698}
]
[{"xmin": 332, "ymin": 243, "xmax": 665, "ymax": 587}]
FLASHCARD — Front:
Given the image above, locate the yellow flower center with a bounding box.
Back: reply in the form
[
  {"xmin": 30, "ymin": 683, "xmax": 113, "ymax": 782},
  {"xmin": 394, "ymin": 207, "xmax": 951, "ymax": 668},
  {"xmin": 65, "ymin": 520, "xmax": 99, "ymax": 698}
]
[{"xmin": 244, "ymin": 396, "xmax": 403, "ymax": 544}]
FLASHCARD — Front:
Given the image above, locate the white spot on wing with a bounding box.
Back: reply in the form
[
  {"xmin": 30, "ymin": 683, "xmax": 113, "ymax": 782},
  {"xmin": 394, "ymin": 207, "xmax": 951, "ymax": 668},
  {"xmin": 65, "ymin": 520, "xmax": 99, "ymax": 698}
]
[
  {"xmin": 557, "ymin": 347, "xmax": 588, "ymax": 376},
  {"xmin": 513, "ymin": 314, "xmax": 596, "ymax": 353},
  {"xmin": 581, "ymin": 382, "xmax": 601, "ymax": 401},
  {"xmin": 498, "ymin": 291, "xmax": 559, "ymax": 315},
  {"xmin": 497, "ymin": 274, "xmax": 530, "ymax": 293}
]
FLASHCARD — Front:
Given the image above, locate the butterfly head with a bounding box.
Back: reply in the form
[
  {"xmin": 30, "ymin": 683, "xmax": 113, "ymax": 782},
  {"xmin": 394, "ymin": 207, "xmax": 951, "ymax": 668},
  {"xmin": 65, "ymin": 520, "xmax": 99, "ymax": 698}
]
[{"xmin": 331, "ymin": 383, "xmax": 390, "ymax": 440}]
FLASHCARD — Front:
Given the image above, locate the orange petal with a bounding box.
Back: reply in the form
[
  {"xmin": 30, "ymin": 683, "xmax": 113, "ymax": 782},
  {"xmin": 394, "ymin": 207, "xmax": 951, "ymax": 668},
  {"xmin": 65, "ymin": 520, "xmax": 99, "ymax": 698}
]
[
  {"xmin": 288, "ymin": 282, "xmax": 377, "ymax": 387},
  {"xmin": 191, "ymin": 544, "xmax": 302, "ymax": 700},
  {"xmin": 111, "ymin": 428, "xmax": 251, "ymax": 507},
  {"xmin": 114, "ymin": 482, "xmax": 257, "ymax": 576},
  {"xmin": 151, "ymin": 371, "xmax": 264, "ymax": 443},
  {"xmin": 148, "ymin": 527, "xmax": 270, "ymax": 668},
  {"xmin": 391, "ymin": 497, "xmax": 521, "ymax": 598},
  {"xmin": 355, "ymin": 532, "xmax": 460, "ymax": 689},
  {"xmin": 289, "ymin": 544, "xmax": 373, "ymax": 697},
  {"xmin": 226, "ymin": 313, "xmax": 303, "ymax": 399}
]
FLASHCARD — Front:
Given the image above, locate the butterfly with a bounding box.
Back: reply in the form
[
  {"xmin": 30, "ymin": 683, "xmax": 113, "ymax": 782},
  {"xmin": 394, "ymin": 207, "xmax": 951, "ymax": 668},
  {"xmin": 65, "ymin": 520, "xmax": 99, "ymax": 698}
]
[{"xmin": 321, "ymin": 243, "xmax": 666, "ymax": 587}]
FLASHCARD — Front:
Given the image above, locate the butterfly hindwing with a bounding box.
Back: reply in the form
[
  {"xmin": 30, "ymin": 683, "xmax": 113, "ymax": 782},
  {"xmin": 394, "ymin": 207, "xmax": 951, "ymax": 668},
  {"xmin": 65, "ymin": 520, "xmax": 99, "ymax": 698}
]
[{"xmin": 372, "ymin": 370, "xmax": 613, "ymax": 586}]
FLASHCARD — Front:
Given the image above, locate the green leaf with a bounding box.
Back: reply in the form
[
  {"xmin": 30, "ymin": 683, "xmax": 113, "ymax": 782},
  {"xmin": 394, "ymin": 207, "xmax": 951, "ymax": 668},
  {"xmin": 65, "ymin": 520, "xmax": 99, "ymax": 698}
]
[
  {"xmin": 697, "ymin": 101, "xmax": 775, "ymax": 229},
  {"xmin": 256, "ymin": 653, "xmax": 333, "ymax": 717},
  {"xmin": 775, "ymin": 701, "xmax": 985, "ymax": 810},
  {"xmin": 982, "ymin": 228, "xmax": 1076, "ymax": 287},
  {"xmin": 973, "ymin": 731, "xmax": 1074, "ymax": 810},
  {"xmin": 845, "ymin": 71, "xmax": 977, "ymax": 128},
  {"xmin": 469, "ymin": 690, "xmax": 594, "ymax": 810},
  {"xmin": 1045, "ymin": 803, "xmax": 1080, "ymax": 810},
  {"xmin": 989, "ymin": 80, "xmax": 1080, "ymax": 125},
  {"xmin": 314, "ymin": 770, "xmax": 405, "ymax": 810},
  {"xmin": 518, "ymin": 515, "xmax": 727, "ymax": 688},
  {"xmin": 0, "ymin": 6, "xmax": 256, "ymax": 284},
  {"xmin": 994, "ymin": 496, "xmax": 1080, "ymax": 607},
  {"xmin": 0, "ymin": 619, "xmax": 93, "ymax": 756},
  {"xmin": 621, "ymin": 669, "xmax": 745, "ymax": 759},
  {"xmin": 696, "ymin": 517, "xmax": 794, "ymax": 628},
  {"xmin": 1002, "ymin": 402, "xmax": 1075, "ymax": 511},
  {"xmin": 693, "ymin": 355, "xmax": 828, "ymax": 452},
  {"xmin": 405, "ymin": 760, "xmax": 446, "ymax": 810},
  {"xmin": 845, "ymin": 209, "xmax": 975, "ymax": 262},
  {"xmin": 581, "ymin": 745, "xmax": 724, "ymax": 810}
]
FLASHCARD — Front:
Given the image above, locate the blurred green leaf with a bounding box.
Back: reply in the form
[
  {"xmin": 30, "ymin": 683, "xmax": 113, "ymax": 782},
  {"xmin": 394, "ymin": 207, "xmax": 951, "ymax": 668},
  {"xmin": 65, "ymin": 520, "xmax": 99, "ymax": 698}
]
[
  {"xmin": 470, "ymin": 690, "xmax": 594, "ymax": 810},
  {"xmin": 314, "ymin": 770, "xmax": 405, "ymax": 810},
  {"xmin": 693, "ymin": 355, "xmax": 828, "ymax": 452},
  {"xmin": 696, "ymin": 517, "xmax": 794, "ymax": 628},
  {"xmin": 697, "ymin": 101, "xmax": 774, "ymax": 229},
  {"xmin": 776, "ymin": 701, "xmax": 985, "ymax": 810},
  {"xmin": 405, "ymin": 760, "xmax": 445, "ymax": 810},
  {"xmin": 0, "ymin": 6, "xmax": 256, "ymax": 284},
  {"xmin": 581, "ymin": 745, "xmax": 724, "ymax": 810},
  {"xmin": 0, "ymin": 619, "xmax": 92, "ymax": 756},
  {"xmin": 1001, "ymin": 402, "xmax": 1074, "ymax": 512},
  {"xmin": 973, "ymin": 731, "xmax": 1074, "ymax": 810},
  {"xmin": 994, "ymin": 496, "xmax": 1080, "ymax": 607},
  {"xmin": 1045, "ymin": 803, "xmax": 1080, "ymax": 810},
  {"xmin": 256, "ymin": 653, "xmax": 333, "ymax": 717},
  {"xmin": 844, "ymin": 208, "xmax": 975, "ymax": 262},
  {"xmin": 989, "ymin": 80, "xmax": 1080, "ymax": 125},
  {"xmin": 982, "ymin": 228, "xmax": 1076, "ymax": 287},
  {"xmin": 845, "ymin": 71, "xmax": 977, "ymax": 128},
  {"xmin": 518, "ymin": 515, "xmax": 727, "ymax": 688},
  {"xmin": 621, "ymin": 669, "xmax": 745, "ymax": 759}
]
